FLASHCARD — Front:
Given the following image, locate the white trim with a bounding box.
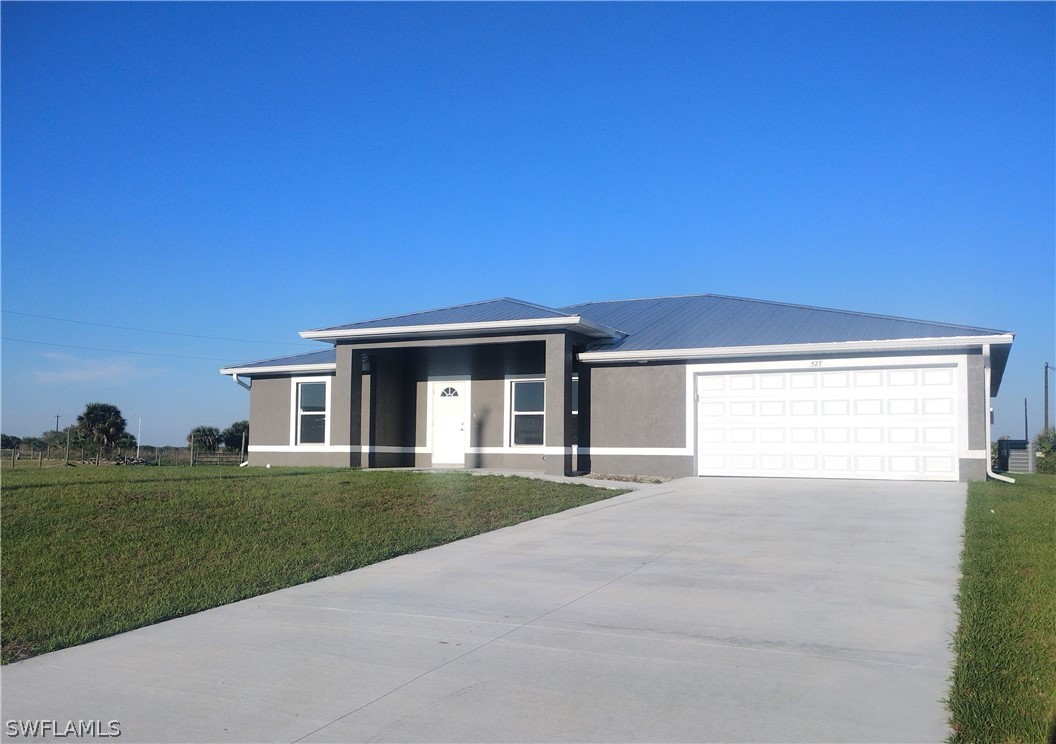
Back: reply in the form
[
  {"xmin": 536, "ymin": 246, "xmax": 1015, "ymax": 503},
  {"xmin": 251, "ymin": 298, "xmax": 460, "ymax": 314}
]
[
  {"xmin": 579, "ymin": 334, "xmax": 1014, "ymax": 364},
  {"xmin": 580, "ymin": 447, "xmax": 689, "ymax": 457},
  {"xmin": 300, "ymin": 315, "xmax": 619, "ymax": 341},
  {"xmin": 290, "ymin": 377, "xmax": 331, "ymax": 447},
  {"xmin": 469, "ymin": 446, "xmax": 572, "ymax": 455},
  {"xmin": 221, "ymin": 363, "xmax": 336, "ymax": 376},
  {"xmin": 249, "ymin": 445, "xmax": 429, "ymax": 454},
  {"xmin": 247, "ymin": 444, "xmax": 574, "ymax": 456},
  {"xmin": 505, "ymin": 376, "xmax": 546, "ymax": 448}
]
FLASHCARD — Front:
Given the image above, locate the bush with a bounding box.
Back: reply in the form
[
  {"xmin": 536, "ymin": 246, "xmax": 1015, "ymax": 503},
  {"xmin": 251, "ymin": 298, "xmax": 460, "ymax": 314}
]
[{"xmin": 1036, "ymin": 453, "xmax": 1056, "ymax": 475}]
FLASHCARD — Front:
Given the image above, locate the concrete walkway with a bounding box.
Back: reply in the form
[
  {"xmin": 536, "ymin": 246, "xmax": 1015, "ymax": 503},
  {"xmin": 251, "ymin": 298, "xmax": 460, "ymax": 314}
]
[{"xmin": 1, "ymin": 477, "xmax": 965, "ymax": 743}]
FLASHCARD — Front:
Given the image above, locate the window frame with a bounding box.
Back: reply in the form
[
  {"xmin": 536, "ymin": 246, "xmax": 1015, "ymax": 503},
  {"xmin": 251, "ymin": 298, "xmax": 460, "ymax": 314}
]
[
  {"xmin": 507, "ymin": 377, "xmax": 546, "ymax": 447},
  {"xmin": 290, "ymin": 376, "xmax": 332, "ymax": 446}
]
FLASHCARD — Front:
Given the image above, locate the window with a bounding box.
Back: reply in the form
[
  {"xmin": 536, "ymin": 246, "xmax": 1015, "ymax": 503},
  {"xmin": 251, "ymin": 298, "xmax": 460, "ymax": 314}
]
[
  {"xmin": 297, "ymin": 381, "xmax": 327, "ymax": 444},
  {"xmin": 511, "ymin": 379, "xmax": 545, "ymax": 445}
]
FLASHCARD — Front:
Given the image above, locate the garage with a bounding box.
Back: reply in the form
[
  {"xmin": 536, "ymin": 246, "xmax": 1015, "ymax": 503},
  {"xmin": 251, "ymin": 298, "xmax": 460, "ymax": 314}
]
[{"xmin": 695, "ymin": 364, "xmax": 961, "ymax": 481}]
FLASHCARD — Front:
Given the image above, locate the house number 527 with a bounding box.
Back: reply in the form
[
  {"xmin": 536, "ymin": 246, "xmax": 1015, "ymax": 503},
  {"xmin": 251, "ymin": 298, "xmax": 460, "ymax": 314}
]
[{"xmin": 810, "ymin": 360, "xmax": 823, "ymax": 367}]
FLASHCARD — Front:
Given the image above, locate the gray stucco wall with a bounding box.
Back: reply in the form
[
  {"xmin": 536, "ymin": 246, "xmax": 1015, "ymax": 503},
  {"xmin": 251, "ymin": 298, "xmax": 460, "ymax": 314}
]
[
  {"xmin": 242, "ymin": 341, "xmax": 993, "ymax": 483},
  {"xmin": 966, "ymin": 351, "xmax": 985, "ymax": 451},
  {"xmin": 588, "ymin": 454, "xmax": 694, "ymax": 479},
  {"xmin": 248, "ymin": 376, "xmax": 292, "ymax": 446},
  {"xmin": 588, "ymin": 363, "xmax": 687, "ymax": 448}
]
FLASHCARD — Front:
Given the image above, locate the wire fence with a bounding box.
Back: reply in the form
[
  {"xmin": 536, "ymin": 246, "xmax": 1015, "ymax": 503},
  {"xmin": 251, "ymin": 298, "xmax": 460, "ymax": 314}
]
[{"xmin": 1, "ymin": 444, "xmax": 246, "ymax": 468}]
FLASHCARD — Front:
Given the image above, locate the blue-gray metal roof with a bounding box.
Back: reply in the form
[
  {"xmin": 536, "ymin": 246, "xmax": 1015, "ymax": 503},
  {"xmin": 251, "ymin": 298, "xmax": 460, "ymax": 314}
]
[
  {"xmin": 224, "ymin": 348, "xmax": 336, "ymax": 371},
  {"xmin": 310, "ymin": 298, "xmax": 571, "ymax": 332},
  {"xmin": 559, "ymin": 295, "xmax": 1009, "ymax": 352},
  {"xmin": 227, "ymin": 294, "xmax": 1010, "ymax": 375}
]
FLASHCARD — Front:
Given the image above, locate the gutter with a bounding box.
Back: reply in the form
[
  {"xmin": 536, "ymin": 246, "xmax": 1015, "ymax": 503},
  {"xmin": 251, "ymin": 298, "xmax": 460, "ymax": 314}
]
[
  {"xmin": 232, "ymin": 373, "xmax": 251, "ymax": 391},
  {"xmin": 220, "ymin": 362, "xmax": 337, "ymax": 376},
  {"xmin": 983, "ymin": 343, "xmax": 1015, "ymax": 484},
  {"xmin": 578, "ymin": 334, "xmax": 1015, "ymax": 364}
]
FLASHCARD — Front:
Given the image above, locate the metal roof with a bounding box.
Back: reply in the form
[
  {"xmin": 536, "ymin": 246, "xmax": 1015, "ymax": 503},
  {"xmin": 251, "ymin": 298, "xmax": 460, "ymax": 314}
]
[
  {"xmin": 309, "ymin": 298, "xmax": 571, "ymax": 333},
  {"xmin": 560, "ymin": 295, "xmax": 1010, "ymax": 352},
  {"xmin": 224, "ymin": 294, "xmax": 1012, "ymax": 380},
  {"xmin": 222, "ymin": 348, "xmax": 336, "ymax": 372}
]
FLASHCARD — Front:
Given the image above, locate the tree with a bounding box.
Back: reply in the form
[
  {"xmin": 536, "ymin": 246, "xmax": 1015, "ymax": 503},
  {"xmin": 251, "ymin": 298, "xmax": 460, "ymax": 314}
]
[
  {"xmin": 1, "ymin": 434, "xmax": 22, "ymax": 450},
  {"xmin": 1033, "ymin": 428, "xmax": 1056, "ymax": 455},
  {"xmin": 221, "ymin": 420, "xmax": 249, "ymax": 452},
  {"xmin": 77, "ymin": 403, "xmax": 127, "ymax": 463},
  {"xmin": 112, "ymin": 432, "xmax": 138, "ymax": 456},
  {"xmin": 188, "ymin": 426, "xmax": 220, "ymax": 453},
  {"xmin": 43, "ymin": 429, "xmax": 68, "ymax": 450},
  {"xmin": 21, "ymin": 436, "xmax": 46, "ymax": 452}
]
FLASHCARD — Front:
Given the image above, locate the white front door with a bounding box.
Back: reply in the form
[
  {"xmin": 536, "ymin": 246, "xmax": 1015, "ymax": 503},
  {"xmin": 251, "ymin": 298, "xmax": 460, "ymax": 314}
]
[{"xmin": 432, "ymin": 380, "xmax": 469, "ymax": 466}]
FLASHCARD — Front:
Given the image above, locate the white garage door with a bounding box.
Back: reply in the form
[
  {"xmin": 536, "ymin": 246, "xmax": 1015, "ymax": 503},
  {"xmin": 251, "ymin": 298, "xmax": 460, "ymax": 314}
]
[{"xmin": 696, "ymin": 365, "xmax": 960, "ymax": 481}]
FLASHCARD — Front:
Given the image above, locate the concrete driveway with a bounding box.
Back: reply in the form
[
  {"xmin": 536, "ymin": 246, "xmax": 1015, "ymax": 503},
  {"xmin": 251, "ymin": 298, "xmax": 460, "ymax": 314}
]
[{"xmin": 1, "ymin": 477, "xmax": 965, "ymax": 743}]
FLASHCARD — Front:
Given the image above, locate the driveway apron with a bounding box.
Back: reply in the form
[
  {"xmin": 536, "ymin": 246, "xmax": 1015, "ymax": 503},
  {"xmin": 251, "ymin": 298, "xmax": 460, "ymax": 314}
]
[{"xmin": 1, "ymin": 477, "xmax": 965, "ymax": 743}]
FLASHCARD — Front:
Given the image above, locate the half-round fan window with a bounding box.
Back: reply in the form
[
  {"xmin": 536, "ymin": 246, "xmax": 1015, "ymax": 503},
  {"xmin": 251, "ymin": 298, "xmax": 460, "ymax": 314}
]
[{"xmin": 440, "ymin": 387, "xmax": 459, "ymax": 397}]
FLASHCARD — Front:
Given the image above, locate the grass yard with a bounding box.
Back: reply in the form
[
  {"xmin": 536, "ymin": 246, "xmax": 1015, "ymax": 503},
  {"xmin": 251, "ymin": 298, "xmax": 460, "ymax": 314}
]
[
  {"xmin": 948, "ymin": 473, "xmax": 1056, "ymax": 743},
  {"xmin": 1, "ymin": 465, "xmax": 625, "ymax": 664}
]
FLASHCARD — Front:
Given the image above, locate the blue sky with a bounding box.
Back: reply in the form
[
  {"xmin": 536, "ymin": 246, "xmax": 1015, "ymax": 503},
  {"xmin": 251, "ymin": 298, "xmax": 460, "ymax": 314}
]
[{"xmin": 2, "ymin": 2, "xmax": 1053, "ymax": 446}]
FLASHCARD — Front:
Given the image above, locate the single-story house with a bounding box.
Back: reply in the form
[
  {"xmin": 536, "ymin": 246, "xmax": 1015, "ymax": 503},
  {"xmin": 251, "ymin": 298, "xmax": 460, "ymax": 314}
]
[{"xmin": 221, "ymin": 294, "xmax": 1014, "ymax": 482}]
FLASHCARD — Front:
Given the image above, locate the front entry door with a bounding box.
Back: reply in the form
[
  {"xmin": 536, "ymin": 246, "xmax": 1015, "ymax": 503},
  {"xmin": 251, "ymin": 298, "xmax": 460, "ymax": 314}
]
[{"xmin": 432, "ymin": 380, "xmax": 469, "ymax": 466}]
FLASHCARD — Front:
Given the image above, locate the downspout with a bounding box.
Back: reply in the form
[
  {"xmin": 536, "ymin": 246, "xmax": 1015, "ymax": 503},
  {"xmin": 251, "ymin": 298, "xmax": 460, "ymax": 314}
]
[
  {"xmin": 231, "ymin": 373, "xmax": 252, "ymax": 466},
  {"xmin": 983, "ymin": 343, "xmax": 1015, "ymax": 484}
]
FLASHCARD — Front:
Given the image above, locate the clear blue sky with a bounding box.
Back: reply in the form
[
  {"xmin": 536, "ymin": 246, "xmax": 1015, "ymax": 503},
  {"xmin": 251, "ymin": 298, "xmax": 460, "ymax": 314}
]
[{"xmin": 2, "ymin": 2, "xmax": 1053, "ymax": 446}]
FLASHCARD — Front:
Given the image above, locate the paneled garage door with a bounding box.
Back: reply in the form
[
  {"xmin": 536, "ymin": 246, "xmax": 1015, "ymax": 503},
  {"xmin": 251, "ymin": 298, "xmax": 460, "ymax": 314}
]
[{"xmin": 695, "ymin": 366, "xmax": 960, "ymax": 481}]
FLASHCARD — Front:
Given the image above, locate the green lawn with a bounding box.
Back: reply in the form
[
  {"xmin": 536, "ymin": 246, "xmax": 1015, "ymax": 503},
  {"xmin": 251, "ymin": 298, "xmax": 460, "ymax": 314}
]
[
  {"xmin": 949, "ymin": 473, "xmax": 1056, "ymax": 743},
  {"xmin": 1, "ymin": 466, "xmax": 624, "ymax": 664}
]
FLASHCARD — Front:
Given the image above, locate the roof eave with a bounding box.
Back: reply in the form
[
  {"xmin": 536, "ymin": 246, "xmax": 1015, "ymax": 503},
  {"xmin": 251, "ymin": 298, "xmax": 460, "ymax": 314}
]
[
  {"xmin": 220, "ymin": 363, "xmax": 337, "ymax": 377},
  {"xmin": 299, "ymin": 316, "xmax": 621, "ymax": 342},
  {"xmin": 577, "ymin": 334, "xmax": 1015, "ymax": 363}
]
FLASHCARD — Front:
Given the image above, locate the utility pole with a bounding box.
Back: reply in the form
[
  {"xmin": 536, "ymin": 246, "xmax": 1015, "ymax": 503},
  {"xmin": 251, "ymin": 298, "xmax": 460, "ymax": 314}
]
[
  {"xmin": 1024, "ymin": 398, "xmax": 1028, "ymax": 440},
  {"xmin": 1046, "ymin": 362, "xmax": 1051, "ymax": 432},
  {"xmin": 55, "ymin": 415, "xmax": 61, "ymax": 433},
  {"xmin": 136, "ymin": 415, "xmax": 142, "ymax": 460}
]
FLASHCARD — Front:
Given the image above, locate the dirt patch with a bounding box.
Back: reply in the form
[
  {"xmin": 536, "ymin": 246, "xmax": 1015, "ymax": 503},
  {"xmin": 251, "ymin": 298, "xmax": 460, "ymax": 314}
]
[{"xmin": 586, "ymin": 473, "xmax": 671, "ymax": 484}]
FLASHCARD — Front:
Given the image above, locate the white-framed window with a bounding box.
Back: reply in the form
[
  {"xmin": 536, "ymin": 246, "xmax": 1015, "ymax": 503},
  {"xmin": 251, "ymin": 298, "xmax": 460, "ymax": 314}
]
[
  {"xmin": 291, "ymin": 377, "xmax": 330, "ymax": 445},
  {"xmin": 511, "ymin": 378, "xmax": 545, "ymax": 446}
]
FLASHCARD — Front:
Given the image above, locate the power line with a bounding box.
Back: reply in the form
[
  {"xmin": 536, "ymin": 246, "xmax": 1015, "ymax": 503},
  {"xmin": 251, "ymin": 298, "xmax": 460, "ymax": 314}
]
[
  {"xmin": 1, "ymin": 310, "xmax": 305, "ymax": 347},
  {"xmin": 4, "ymin": 335, "xmax": 237, "ymax": 360}
]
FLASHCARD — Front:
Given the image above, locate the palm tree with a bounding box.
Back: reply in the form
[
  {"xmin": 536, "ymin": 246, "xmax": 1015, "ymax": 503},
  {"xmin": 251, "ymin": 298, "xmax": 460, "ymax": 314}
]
[{"xmin": 76, "ymin": 403, "xmax": 127, "ymax": 464}]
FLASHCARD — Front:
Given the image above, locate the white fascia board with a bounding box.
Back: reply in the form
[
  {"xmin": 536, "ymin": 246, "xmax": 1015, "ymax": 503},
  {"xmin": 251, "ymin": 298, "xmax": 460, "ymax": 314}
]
[
  {"xmin": 220, "ymin": 363, "xmax": 337, "ymax": 376},
  {"xmin": 577, "ymin": 334, "xmax": 1015, "ymax": 363},
  {"xmin": 299, "ymin": 315, "xmax": 620, "ymax": 341}
]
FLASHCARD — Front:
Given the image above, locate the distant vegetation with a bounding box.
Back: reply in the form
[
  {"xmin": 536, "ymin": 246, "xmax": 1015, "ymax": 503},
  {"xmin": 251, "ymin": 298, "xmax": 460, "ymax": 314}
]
[
  {"xmin": 1034, "ymin": 428, "xmax": 1056, "ymax": 475},
  {"xmin": 1, "ymin": 404, "xmax": 250, "ymax": 463}
]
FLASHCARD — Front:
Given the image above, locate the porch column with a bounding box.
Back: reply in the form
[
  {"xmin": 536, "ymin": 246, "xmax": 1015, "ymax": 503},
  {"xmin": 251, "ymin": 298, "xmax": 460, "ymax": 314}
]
[
  {"xmin": 333, "ymin": 345, "xmax": 364, "ymax": 468},
  {"xmin": 544, "ymin": 333, "xmax": 574, "ymax": 476}
]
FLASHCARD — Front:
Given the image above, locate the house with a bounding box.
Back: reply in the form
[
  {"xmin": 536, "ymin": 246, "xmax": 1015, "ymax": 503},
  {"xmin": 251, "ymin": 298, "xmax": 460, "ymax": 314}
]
[{"xmin": 220, "ymin": 294, "xmax": 1014, "ymax": 482}]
